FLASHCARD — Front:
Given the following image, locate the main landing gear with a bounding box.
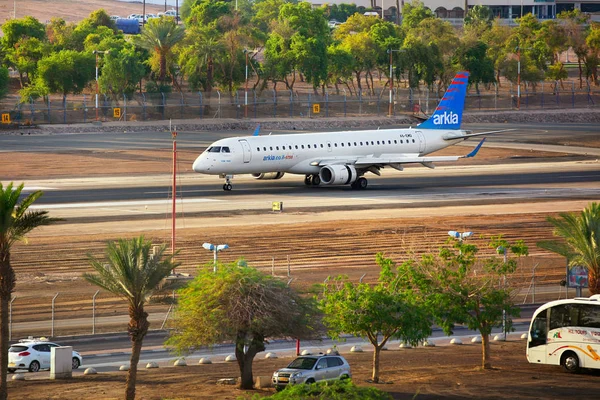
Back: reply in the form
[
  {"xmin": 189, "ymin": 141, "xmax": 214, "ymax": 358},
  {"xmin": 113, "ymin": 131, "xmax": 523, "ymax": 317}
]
[
  {"xmin": 351, "ymin": 177, "xmax": 368, "ymax": 190},
  {"xmin": 222, "ymin": 175, "xmax": 233, "ymax": 191},
  {"xmin": 304, "ymin": 174, "xmax": 321, "ymax": 186}
]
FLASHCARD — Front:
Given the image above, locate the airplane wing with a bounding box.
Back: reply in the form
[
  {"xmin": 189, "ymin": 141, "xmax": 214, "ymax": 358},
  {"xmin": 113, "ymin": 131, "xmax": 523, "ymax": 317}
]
[
  {"xmin": 313, "ymin": 139, "xmax": 486, "ymax": 169},
  {"xmin": 443, "ymin": 129, "xmax": 515, "ymax": 140}
]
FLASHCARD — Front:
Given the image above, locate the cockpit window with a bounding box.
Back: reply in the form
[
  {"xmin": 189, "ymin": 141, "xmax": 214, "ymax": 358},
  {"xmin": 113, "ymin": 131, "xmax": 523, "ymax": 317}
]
[
  {"xmin": 208, "ymin": 146, "xmax": 221, "ymax": 153},
  {"xmin": 221, "ymin": 147, "xmax": 230, "ymax": 153}
]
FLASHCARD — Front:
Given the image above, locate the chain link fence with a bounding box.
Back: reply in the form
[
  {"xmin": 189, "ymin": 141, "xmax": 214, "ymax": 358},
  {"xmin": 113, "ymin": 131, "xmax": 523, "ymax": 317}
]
[{"xmin": 1, "ymin": 80, "xmax": 599, "ymax": 126}]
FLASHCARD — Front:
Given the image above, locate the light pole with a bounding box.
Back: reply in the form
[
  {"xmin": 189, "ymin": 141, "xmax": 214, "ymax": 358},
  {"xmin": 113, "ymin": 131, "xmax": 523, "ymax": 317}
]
[
  {"xmin": 515, "ymin": 45, "xmax": 533, "ymax": 110},
  {"xmin": 386, "ymin": 49, "xmax": 403, "ymax": 116},
  {"xmin": 92, "ymin": 50, "xmax": 109, "ymax": 122},
  {"xmin": 203, "ymin": 242, "xmax": 229, "ymax": 272},
  {"xmin": 244, "ymin": 49, "xmax": 257, "ymax": 118}
]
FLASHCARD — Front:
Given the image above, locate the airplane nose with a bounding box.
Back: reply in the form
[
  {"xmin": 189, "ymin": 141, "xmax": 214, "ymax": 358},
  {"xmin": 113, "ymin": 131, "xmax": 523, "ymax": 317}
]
[{"xmin": 192, "ymin": 156, "xmax": 205, "ymax": 173}]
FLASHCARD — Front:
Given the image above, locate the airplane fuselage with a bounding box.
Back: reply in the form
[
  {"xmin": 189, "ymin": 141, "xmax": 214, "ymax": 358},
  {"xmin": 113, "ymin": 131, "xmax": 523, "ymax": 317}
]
[{"xmin": 192, "ymin": 128, "xmax": 464, "ymax": 176}]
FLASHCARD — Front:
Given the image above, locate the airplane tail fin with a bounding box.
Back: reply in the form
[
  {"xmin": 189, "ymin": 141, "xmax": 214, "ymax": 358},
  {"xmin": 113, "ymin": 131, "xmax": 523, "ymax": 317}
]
[{"xmin": 417, "ymin": 71, "xmax": 469, "ymax": 130}]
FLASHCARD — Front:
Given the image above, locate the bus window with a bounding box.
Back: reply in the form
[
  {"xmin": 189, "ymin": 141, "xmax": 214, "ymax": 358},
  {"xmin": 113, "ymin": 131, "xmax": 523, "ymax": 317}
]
[
  {"xmin": 579, "ymin": 304, "xmax": 600, "ymax": 328},
  {"xmin": 529, "ymin": 310, "xmax": 548, "ymax": 348},
  {"xmin": 549, "ymin": 304, "xmax": 579, "ymax": 330}
]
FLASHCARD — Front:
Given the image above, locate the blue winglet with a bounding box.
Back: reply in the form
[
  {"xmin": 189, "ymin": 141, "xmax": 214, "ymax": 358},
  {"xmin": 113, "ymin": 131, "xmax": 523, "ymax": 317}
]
[
  {"xmin": 466, "ymin": 138, "xmax": 486, "ymax": 158},
  {"xmin": 253, "ymin": 124, "xmax": 261, "ymax": 136}
]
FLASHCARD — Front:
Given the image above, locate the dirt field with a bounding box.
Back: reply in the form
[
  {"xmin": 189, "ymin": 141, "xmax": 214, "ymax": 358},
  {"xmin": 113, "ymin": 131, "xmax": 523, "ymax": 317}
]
[
  {"xmin": 8, "ymin": 340, "xmax": 600, "ymax": 399},
  {"xmin": 2, "ymin": 0, "xmax": 165, "ymax": 24}
]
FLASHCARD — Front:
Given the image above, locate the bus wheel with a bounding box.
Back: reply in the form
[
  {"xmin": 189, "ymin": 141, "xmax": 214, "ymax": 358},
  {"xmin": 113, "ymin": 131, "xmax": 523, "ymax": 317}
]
[{"xmin": 561, "ymin": 352, "xmax": 580, "ymax": 373}]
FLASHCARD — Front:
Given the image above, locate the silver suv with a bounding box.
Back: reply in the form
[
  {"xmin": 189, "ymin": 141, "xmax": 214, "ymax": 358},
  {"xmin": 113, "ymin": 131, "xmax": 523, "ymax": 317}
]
[{"xmin": 272, "ymin": 354, "xmax": 351, "ymax": 390}]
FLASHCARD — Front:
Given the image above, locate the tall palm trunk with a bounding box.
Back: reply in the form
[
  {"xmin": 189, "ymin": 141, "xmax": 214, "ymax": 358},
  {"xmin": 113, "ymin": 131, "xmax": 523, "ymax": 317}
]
[
  {"xmin": 126, "ymin": 307, "xmax": 149, "ymax": 400},
  {"xmin": 0, "ymin": 253, "xmax": 15, "ymax": 400}
]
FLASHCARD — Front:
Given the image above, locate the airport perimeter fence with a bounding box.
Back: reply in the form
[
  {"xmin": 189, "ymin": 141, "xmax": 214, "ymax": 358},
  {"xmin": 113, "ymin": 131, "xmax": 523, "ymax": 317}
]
[{"xmin": 1, "ymin": 79, "xmax": 599, "ymax": 126}]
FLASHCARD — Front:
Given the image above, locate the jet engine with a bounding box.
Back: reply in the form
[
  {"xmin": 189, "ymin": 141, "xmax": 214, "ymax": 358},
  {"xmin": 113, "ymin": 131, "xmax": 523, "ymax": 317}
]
[
  {"xmin": 252, "ymin": 172, "xmax": 285, "ymax": 180},
  {"xmin": 319, "ymin": 165, "xmax": 358, "ymax": 185}
]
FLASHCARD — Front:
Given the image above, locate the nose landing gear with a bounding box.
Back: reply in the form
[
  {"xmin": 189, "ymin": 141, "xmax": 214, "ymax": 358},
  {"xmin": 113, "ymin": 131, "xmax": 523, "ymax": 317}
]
[{"xmin": 221, "ymin": 175, "xmax": 234, "ymax": 191}]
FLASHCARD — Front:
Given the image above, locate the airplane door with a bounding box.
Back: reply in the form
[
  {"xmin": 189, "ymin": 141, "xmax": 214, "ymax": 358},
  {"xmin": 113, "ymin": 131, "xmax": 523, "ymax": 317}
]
[
  {"xmin": 239, "ymin": 139, "xmax": 252, "ymax": 163},
  {"xmin": 416, "ymin": 131, "xmax": 426, "ymax": 153}
]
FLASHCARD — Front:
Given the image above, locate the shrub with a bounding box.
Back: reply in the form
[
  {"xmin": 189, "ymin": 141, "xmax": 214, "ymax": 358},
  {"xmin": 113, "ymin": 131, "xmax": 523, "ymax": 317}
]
[{"xmin": 264, "ymin": 380, "xmax": 392, "ymax": 399}]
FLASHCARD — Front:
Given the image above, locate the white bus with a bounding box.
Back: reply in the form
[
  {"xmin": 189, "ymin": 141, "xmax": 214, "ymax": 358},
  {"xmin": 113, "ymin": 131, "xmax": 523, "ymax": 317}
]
[{"xmin": 527, "ymin": 295, "xmax": 600, "ymax": 373}]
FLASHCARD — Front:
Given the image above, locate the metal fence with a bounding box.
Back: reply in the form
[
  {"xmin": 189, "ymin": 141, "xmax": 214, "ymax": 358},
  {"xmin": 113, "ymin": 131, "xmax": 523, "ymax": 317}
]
[{"xmin": 1, "ymin": 80, "xmax": 599, "ymax": 125}]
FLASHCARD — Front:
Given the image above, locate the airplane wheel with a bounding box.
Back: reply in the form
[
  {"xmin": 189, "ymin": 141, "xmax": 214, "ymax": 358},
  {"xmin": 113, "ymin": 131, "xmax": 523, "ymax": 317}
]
[
  {"xmin": 311, "ymin": 175, "xmax": 321, "ymax": 186},
  {"xmin": 356, "ymin": 177, "xmax": 368, "ymax": 189},
  {"xmin": 304, "ymin": 175, "xmax": 312, "ymax": 185},
  {"xmin": 223, "ymin": 184, "xmax": 232, "ymax": 191}
]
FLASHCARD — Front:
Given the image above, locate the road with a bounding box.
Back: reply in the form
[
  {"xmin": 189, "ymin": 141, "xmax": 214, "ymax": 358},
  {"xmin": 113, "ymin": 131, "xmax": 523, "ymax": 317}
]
[{"xmin": 15, "ymin": 304, "xmax": 539, "ymax": 376}]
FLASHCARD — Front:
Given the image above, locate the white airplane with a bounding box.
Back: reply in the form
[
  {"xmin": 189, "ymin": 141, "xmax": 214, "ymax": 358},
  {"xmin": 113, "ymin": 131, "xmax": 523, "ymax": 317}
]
[{"xmin": 193, "ymin": 71, "xmax": 496, "ymax": 191}]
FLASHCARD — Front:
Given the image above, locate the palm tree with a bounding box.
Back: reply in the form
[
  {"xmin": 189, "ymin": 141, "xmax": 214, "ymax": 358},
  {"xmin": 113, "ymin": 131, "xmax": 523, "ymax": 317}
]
[
  {"xmin": 84, "ymin": 236, "xmax": 178, "ymax": 400},
  {"xmin": 0, "ymin": 182, "xmax": 57, "ymax": 400},
  {"xmin": 135, "ymin": 17, "xmax": 185, "ymax": 84},
  {"xmin": 538, "ymin": 202, "xmax": 600, "ymax": 294}
]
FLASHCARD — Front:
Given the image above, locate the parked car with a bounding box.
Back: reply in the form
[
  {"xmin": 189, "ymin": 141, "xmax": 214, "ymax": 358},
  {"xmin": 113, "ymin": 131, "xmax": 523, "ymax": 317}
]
[
  {"xmin": 158, "ymin": 9, "xmax": 180, "ymax": 20},
  {"xmin": 8, "ymin": 338, "xmax": 82, "ymax": 373},
  {"xmin": 110, "ymin": 15, "xmax": 120, "ymax": 22},
  {"xmin": 145, "ymin": 14, "xmax": 158, "ymax": 20},
  {"xmin": 272, "ymin": 354, "xmax": 351, "ymax": 390},
  {"xmin": 128, "ymin": 14, "xmax": 144, "ymax": 24}
]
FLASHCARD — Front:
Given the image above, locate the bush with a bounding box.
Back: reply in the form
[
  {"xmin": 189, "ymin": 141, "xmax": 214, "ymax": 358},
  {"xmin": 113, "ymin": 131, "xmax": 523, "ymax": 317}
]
[{"xmin": 264, "ymin": 380, "xmax": 393, "ymax": 399}]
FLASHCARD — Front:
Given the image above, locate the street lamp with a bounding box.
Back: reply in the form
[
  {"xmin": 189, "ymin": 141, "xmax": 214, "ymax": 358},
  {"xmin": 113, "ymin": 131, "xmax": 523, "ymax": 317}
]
[
  {"xmin": 244, "ymin": 49, "xmax": 257, "ymax": 118},
  {"xmin": 203, "ymin": 242, "xmax": 229, "ymax": 272},
  {"xmin": 386, "ymin": 49, "xmax": 403, "ymax": 116},
  {"xmin": 448, "ymin": 231, "xmax": 473, "ymax": 241},
  {"xmin": 92, "ymin": 50, "xmax": 109, "ymax": 122}
]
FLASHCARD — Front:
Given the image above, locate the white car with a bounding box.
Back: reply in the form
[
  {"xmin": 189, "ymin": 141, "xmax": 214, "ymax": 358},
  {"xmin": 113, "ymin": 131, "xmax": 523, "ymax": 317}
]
[
  {"xmin": 272, "ymin": 354, "xmax": 351, "ymax": 390},
  {"xmin": 128, "ymin": 14, "xmax": 144, "ymax": 24},
  {"xmin": 159, "ymin": 9, "xmax": 180, "ymax": 20},
  {"xmin": 8, "ymin": 339, "xmax": 82, "ymax": 373}
]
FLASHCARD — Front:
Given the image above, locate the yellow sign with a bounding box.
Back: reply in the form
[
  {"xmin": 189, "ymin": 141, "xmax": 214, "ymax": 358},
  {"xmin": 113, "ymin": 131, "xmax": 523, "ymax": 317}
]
[
  {"xmin": 272, "ymin": 201, "xmax": 283, "ymax": 212},
  {"xmin": 113, "ymin": 108, "xmax": 121, "ymax": 118},
  {"xmin": 1, "ymin": 113, "xmax": 10, "ymax": 124},
  {"xmin": 312, "ymin": 104, "xmax": 320, "ymax": 114}
]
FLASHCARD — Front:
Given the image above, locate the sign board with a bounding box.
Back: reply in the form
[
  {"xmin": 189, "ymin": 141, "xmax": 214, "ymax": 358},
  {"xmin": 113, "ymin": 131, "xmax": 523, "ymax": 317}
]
[
  {"xmin": 113, "ymin": 108, "xmax": 121, "ymax": 118},
  {"xmin": 272, "ymin": 201, "xmax": 283, "ymax": 212},
  {"xmin": 1, "ymin": 113, "xmax": 10, "ymax": 124},
  {"xmin": 567, "ymin": 265, "xmax": 588, "ymax": 288},
  {"xmin": 312, "ymin": 104, "xmax": 320, "ymax": 114}
]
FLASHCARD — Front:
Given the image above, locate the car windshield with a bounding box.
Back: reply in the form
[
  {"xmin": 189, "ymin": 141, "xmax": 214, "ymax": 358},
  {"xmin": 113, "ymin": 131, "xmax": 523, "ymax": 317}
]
[
  {"xmin": 9, "ymin": 345, "xmax": 28, "ymax": 352},
  {"xmin": 286, "ymin": 357, "xmax": 318, "ymax": 370}
]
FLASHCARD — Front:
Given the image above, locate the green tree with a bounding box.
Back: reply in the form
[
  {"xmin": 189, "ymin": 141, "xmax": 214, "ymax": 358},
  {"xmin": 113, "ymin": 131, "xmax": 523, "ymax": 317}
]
[
  {"xmin": 279, "ymin": 2, "xmax": 330, "ymax": 91},
  {"xmin": 558, "ymin": 10, "xmax": 591, "ymax": 88},
  {"xmin": 5, "ymin": 37, "xmax": 49, "ymax": 87},
  {"xmin": 0, "ymin": 67, "xmax": 8, "ymax": 99},
  {"xmin": 455, "ymin": 40, "xmax": 495, "ymax": 93},
  {"xmin": 0, "ymin": 16, "xmax": 46, "ymax": 49},
  {"xmin": 400, "ymin": 0, "xmax": 435, "ymax": 30},
  {"xmin": 135, "ymin": 17, "xmax": 185, "ymax": 84},
  {"xmin": 99, "ymin": 45, "xmax": 146, "ymax": 97},
  {"xmin": 168, "ymin": 263, "xmax": 317, "ymax": 390},
  {"xmin": 35, "ymin": 50, "xmax": 95, "ymax": 95},
  {"xmin": 0, "ymin": 183, "xmax": 57, "ymax": 400},
  {"xmin": 178, "ymin": 28, "xmax": 225, "ymax": 93},
  {"xmin": 464, "ymin": 5, "xmax": 493, "ymax": 36},
  {"xmin": 482, "ymin": 19, "xmax": 511, "ymax": 85},
  {"xmin": 399, "ymin": 237, "xmax": 528, "ymax": 369},
  {"xmin": 538, "ymin": 203, "xmax": 600, "ymax": 294},
  {"xmin": 318, "ymin": 254, "xmax": 432, "ymax": 383},
  {"xmin": 84, "ymin": 236, "xmax": 178, "ymax": 400}
]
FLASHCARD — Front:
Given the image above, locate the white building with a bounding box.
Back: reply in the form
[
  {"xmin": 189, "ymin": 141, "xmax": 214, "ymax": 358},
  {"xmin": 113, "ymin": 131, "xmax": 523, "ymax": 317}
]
[{"xmin": 313, "ymin": 0, "xmax": 600, "ymax": 22}]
